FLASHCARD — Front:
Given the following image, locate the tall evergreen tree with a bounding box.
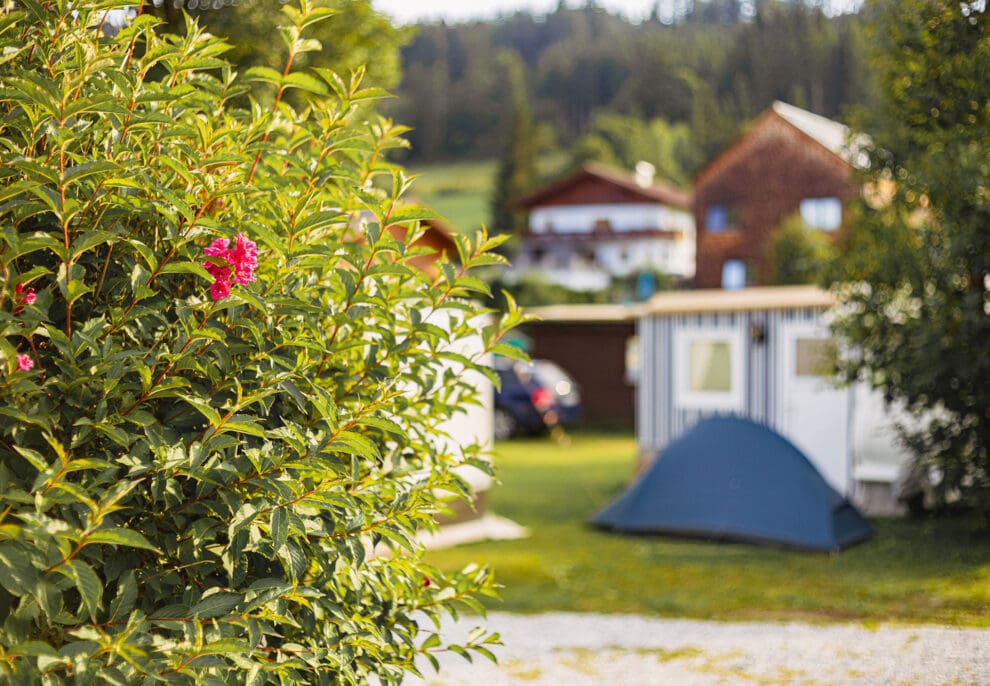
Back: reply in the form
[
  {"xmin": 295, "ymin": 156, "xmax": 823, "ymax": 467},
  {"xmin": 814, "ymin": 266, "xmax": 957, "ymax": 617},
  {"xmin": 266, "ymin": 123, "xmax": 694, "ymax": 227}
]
[
  {"xmin": 570, "ymin": 113, "xmax": 700, "ymax": 184},
  {"xmin": 491, "ymin": 51, "xmax": 537, "ymax": 234}
]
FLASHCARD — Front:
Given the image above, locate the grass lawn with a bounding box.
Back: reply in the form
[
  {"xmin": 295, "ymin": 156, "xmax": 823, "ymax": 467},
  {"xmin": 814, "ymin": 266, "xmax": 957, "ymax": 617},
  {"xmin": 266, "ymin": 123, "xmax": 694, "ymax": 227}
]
[{"xmin": 426, "ymin": 432, "xmax": 990, "ymax": 626}]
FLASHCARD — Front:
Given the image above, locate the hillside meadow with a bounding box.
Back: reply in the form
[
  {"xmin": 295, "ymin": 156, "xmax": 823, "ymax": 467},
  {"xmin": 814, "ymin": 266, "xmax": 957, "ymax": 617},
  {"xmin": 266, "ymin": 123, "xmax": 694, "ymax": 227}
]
[{"xmin": 410, "ymin": 154, "xmax": 568, "ymax": 233}]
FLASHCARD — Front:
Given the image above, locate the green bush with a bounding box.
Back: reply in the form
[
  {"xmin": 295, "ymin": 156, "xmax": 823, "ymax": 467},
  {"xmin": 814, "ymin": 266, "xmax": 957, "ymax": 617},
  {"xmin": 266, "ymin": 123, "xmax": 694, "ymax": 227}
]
[
  {"xmin": 766, "ymin": 212, "xmax": 837, "ymax": 286},
  {"xmin": 830, "ymin": 1, "xmax": 990, "ymax": 520},
  {"xmin": 0, "ymin": 1, "xmax": 519, "ymax": 682}
]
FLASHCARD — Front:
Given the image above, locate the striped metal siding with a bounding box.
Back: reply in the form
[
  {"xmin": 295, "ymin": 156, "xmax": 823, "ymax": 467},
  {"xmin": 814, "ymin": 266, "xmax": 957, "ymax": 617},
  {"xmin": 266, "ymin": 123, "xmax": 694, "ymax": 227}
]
[{"xmin": 637, "ymin": 306, "xmax": 824, "ymax": 456}]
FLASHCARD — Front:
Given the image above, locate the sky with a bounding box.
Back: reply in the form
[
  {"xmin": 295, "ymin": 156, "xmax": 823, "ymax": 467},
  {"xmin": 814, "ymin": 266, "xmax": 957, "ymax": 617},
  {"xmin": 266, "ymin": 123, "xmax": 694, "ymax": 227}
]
[{"xmin": 371, "ymin": 0, "xmax": 666, "ymax": 25}]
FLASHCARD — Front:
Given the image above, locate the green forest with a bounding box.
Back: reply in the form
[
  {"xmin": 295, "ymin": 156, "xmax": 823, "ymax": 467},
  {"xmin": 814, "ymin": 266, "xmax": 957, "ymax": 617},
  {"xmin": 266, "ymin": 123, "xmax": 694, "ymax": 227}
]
[
  {"xmin": 148, "ymin": 0, "xmax": 872, "ymax": 193},
  {"xmin": 386, "ymin": 0, "xmax": 871, "ymax": 181}
]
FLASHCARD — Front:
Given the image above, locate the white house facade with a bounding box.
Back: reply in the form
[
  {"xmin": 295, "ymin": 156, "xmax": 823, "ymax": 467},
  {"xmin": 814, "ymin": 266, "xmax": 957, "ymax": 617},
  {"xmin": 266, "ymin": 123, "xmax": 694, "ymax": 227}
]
[{"xmin": 509, "ymin": 163, "xmax": 695, "ymax": 292}]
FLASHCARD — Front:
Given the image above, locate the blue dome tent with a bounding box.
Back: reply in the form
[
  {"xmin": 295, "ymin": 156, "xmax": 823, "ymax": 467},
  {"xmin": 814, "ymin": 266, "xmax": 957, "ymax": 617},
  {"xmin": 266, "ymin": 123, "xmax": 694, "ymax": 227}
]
[{"xmin": 591, "ymin": 416, "xmax": 872, "ymax": 551}]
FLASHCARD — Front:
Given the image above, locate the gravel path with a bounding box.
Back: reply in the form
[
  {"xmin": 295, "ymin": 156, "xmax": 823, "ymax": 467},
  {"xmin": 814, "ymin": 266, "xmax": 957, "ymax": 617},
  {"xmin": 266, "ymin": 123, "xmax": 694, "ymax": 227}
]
[{"xmin": 407, "ymin": 612, "xmax": 990, "ymax": 685}]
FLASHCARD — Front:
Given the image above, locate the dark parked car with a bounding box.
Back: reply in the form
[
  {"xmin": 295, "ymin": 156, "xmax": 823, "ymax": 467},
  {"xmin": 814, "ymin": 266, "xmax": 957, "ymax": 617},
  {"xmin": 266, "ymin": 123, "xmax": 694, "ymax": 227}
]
[{"xmin": 493, "ymin": 357, "xmax": 581, "ymax": 440}]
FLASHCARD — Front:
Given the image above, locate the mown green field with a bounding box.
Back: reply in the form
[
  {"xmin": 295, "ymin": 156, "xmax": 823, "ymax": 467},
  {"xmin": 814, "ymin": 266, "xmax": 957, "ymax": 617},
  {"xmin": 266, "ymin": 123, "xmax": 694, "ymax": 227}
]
[
  {"xmin": 408, "ymin": 159, "xmax": 495, "ymax": 234},
  {"xmin": 426, "ymin": 432, "xmax": 990, "ymax": 626}
]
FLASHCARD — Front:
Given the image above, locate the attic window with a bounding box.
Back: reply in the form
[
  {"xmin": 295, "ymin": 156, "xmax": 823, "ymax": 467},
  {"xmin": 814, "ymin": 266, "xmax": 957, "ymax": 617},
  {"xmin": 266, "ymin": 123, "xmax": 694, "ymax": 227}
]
[
  {"xmin": 705, "ymin": 205, "xmax": 737, "ymax": 232},
  {"xmin": 800, "ymin": 197, "xmax": 842, "ymax": 231}
]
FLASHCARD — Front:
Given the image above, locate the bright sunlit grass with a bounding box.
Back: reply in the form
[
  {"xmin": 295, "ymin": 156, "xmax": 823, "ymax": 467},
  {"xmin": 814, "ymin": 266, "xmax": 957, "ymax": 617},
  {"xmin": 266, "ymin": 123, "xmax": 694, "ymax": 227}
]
[{"xmin": 426, "ymin": 432, "xmax": 990, "ymax": 625}]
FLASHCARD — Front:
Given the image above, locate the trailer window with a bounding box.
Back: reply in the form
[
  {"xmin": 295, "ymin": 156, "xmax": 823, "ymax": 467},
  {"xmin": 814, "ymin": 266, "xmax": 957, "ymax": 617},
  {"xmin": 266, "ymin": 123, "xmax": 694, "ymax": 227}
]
[
  {"xmin": 675, "ymin": 328, "xmax": 745, "ymax": 410},
  {"xmin": 795, "ymin": 337, "xmax": 835, "ymax": 377}
]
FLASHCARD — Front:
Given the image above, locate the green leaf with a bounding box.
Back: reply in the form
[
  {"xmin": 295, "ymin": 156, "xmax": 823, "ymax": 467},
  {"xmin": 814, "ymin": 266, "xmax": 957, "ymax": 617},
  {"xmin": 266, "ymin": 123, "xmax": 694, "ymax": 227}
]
[
  {"xmin": 231, "ymin": 287, "xmax": 267, "ymax": 314},
  {"xmin": 388, "ymin": 206, "xmax": 437, "ymax": 224},
  {"xmin": 189, "ymin": 592, "xmax": 241, "ymax": 619},
  {"xmin": 125, "ymin": 238, "xmax": 158, "ymax": 271},
  {"xmin": 61, "ymin": 559, "xmax": 102, "ymax": 621},
  {"xmin": 86, "ymin": 528, "xmax": 158, "ymax": 552},
  {"xmin": 199, "ymin": 638, "xmax": 248, "ymax": 655},
  {"xmin": 49, "ymin": 482, "xmax": 98, "ymax": 511},
  {"xmin": 246, "ymin": 665, "xmax": 266, "ymax": 686},
  {"xmin": 93, "ymin": 422, "xmax": 131, "ymax": 448},
  {"xmin": 293, "ymin": 210, "xmax": 342, "ymax": 234},
  {"xmin": 219, "ymin": 417, "xmax": 266, "ymax": 439},
  {"xmin": 448, "ymin": 644, "xmax": 472, "ymax": 662},
  {"xmin": 490, "ymin": 342, "xmax": 529, "ymax": 362},
  {"xmin": 270, "ymin": 507, "xmax": 288, "ymax": 553},
  {"xmin": 0, "ymin": 407, "xmax": 52, "ymax": 432},
  {"xmin": 278, "ymin": 542, "xmax": 307, "ymax": 581},
  {"xmin": 282, "ymin": 72, "xmax": 329, "ymax": 95},
  {"xmin": 179, "ymin": 396, "xmax": 221, "ymax": 427},
  {"xmin": 242, "ymin": 66, "xmax": 283, "ymax": 85},
  {"xmin": 68, "ymin": 230, "xmax": 117, "ymax": 261},
  {"xmin": 0, "ymin": 543, "xmax": 37, "ymax": 596},
  {"xmin": 12, "ymin": 445, "xmax": 48, "ymax": 472},
  {"xmin": 472, "ymin": 645, "xmax": 498, "ymax": 663},
  {"xmin": 329, "ymin": 431, "xmax": 380, "ymax": 461},
  {"xmin": 299, "ymin": 6, "xmax": 337, "ymax": 28},
  {"xmin": 108, "ymin": 571, "xmax": 137, "ymax": 621},
  {"xmin": 349, "ymin": 86, "xmax": 393, "ymax": 103},
  {"xmin": 453, "ymin": 275, "xmax": 491, "ymax": 296},
  {"xmin": 158, "ymin": 261, "xmax": 213, "ymax": 281},
  {"xmin": 10, "ymin": 641, "xmax": 58, "ymax": 657},
  {"xmin": 62, "ymin": 160, "xmax": 118, "ymax": 186}
]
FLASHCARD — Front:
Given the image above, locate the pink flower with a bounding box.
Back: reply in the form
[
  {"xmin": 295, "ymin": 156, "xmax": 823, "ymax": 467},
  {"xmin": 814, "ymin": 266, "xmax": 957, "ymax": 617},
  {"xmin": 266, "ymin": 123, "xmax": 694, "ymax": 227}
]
[
  {"xmin": 14, "ymin": 283, "xmax": 36, "ymax": 306},
  {"xmin": 228, "ymin": 232, "xmax": 258, "ymax": 285},
  {"xmin": 210, "ymin": 278, "xmax": 231, "ymax": 300},
  {"xmin": 13, "ymin": 283, "xmax": 36, "ymax": 314},
  {"xmin": 15, "ymin": 354, "xmax": 32, "ymax": 371},
  {"xmin": 202, "ymin": 233, "xmax": 258, "ymax": 301}
]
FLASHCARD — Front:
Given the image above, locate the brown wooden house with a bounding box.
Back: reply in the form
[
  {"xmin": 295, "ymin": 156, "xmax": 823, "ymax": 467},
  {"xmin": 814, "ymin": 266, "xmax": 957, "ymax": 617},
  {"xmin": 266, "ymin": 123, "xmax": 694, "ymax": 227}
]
[{"xmin": 694, "ymin": 101, "xmax": 863, "ymax": 289}]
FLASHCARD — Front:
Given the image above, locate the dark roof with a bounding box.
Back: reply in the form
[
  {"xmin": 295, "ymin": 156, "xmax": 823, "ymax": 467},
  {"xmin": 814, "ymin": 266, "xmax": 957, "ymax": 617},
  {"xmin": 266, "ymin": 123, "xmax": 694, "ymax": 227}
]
[{"xmin": 516, "ymin": 162, "xmax": 692, "ymax": 210}]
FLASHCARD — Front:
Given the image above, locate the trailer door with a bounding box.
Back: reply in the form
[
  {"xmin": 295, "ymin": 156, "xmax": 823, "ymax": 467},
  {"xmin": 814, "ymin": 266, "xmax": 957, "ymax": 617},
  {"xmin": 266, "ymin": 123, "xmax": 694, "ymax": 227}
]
[{"xmin": 779, "ymin": 322, "xmax": 851, "ymax": 494}]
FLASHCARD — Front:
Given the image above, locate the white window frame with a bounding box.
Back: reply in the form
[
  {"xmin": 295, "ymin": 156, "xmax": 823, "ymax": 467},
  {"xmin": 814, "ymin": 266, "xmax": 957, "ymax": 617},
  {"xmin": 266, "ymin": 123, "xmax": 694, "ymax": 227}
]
[
  {"xmin": 799, "ymin": 197, "xmax": 842, "ymax": 231},
  {"xmin": 674, "ymin": 327, "xmax": 746, "ymax": 410}
]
